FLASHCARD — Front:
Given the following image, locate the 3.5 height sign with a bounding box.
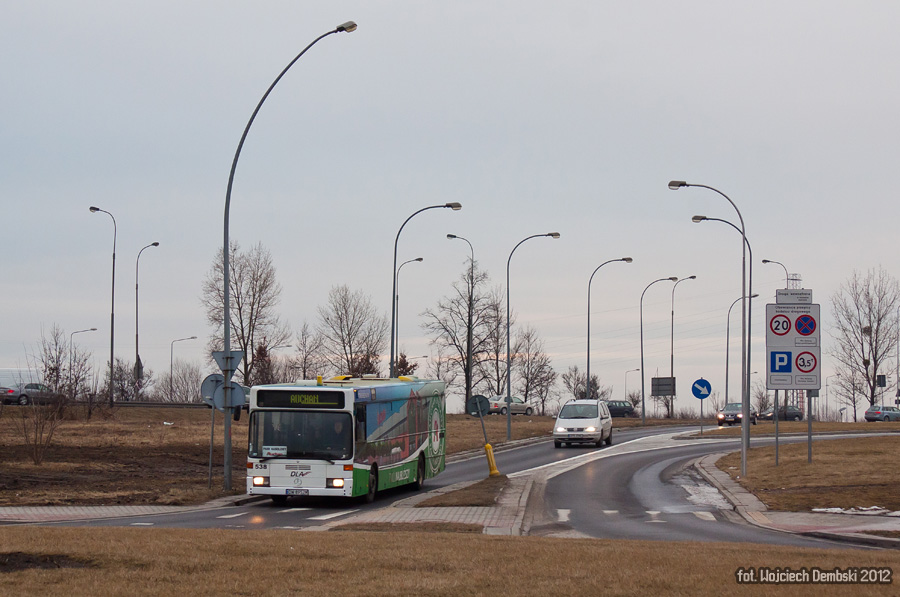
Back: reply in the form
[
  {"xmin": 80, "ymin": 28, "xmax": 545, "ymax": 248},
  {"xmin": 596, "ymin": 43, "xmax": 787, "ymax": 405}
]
[{"xmin": 765, "ymin": 302, "xmax": 821, "ymax": 390}]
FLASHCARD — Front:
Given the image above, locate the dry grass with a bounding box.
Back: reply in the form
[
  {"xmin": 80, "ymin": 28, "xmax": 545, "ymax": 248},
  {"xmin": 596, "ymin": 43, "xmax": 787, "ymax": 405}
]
[
  {"xmin": 416, "ymin": 475, "xmax": 509, "ymax": 507},
  {"xmin": 718, "ymin": 435, "xmax": 900, "ymax": 511},
  {"xmin": 445, "ymin": 414, "xmax": 553, "ymax": 452},
  {"xmin": 2, "ymin": 527, "xmax": 899, "ymax": 596}
]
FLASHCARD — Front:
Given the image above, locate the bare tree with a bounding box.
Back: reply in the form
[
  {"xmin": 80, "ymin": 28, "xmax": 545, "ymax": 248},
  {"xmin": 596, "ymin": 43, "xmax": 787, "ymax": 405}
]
[
  {"xmin": 514, "ymin": 326, "xmax": 557, "ymax": 414},
  {"xmin": 830, "ymin": 267, "xmax": 900, "ymax": 411},
  {"xmin": 561, "ymin": 364, "xmax": 611, "ymax": 400},
  {"xmin": 291, "ymin": 321, "xmax": 327, "ymax": 380},
  {"xmin": 421, "ymin": 260, "xmax": 492, "ymax": 399},
  {"xmin": 753, "ymin": 381, "xmax": 771, "ymax": 413},
  {"xmin": 316, "ymin": 285, "xmax": 389, "ymax": 376},
  {"xmin": 103, "ymin": 358, "xmax": 154, "ymax": 402},
  {"xmin": 475, "ymin": 286, "xmax": 516, "ymax": 397},
  {"xmin": 154, "ymin": 359, "xmax": 204, "ymax": 402},
  {"xmin": 425, "ymin": 346, "xmax": 459, "ymax": 391},
  {"xmin": 627, "ymin": 389, "xmax": 642, "ymax": 410},
  {"xmin": 201, "ymin": 241, "xmax": 291, "ymax": 385}
]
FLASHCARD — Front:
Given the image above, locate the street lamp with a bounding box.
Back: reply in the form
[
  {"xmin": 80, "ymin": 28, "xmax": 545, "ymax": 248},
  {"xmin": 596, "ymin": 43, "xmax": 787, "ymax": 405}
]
[
  {"xmin": 669, "ymin": 275, "xmax": 696, "ymax": 418},
  {"xmin": 640, "ymin": 277, "xmax": 678, "ymax": 424},
  {"xmin": 390, "ymin": 203, "xmax": 461, "ymax": 376},
  {"xmin": 170, "ymin": 336, "xmax": 197, "ymax": 402},
  {"xmin": 673, "ymin": 181, "xmax": 749, "ymax": 476},
  {"xmin": 90, "ymin": 205, "xmax": 117, "ymax": 408},
  {"xmin": 586, "ymin": 258, "xmax": 633, "ymax": 395},
  {"xmin": 726, "ymin": 293, "xmax": 758, "ymax": 402},
  {"xmin": 69, "ymin": 328, "xmax": 97, "ymax": 401},
  {"xmin": 507, "ymin": 232, "xmax": 560, "ymax": 439},
  {"xmin": 762, "ymin": 259, "xmax": 790, "ymax": 288},
  {"xmin": 135, "ymin": 241, "xmax": 160, "ymax": 397},
  {"xmin": 395, "ymin": 257, "xmax": 424, "ymax": 358},
  {"xmin": 447, "ymin": 234, "xmax": 475, "ymax": 408},
  {"xmin": 692, "ymin": 215, "xmax": 755, "ymax": 436},
  {"xmin": 220, "ymin": 21, "xmax": 357, "ymax": 490},
  {"xmin": 624, "ymin": 367, "xmax": 640, "ymax": 403}
]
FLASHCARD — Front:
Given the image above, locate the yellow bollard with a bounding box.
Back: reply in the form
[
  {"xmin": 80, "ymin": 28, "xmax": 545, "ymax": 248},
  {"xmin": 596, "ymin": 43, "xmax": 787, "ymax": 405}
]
[{"xmin": 484, "ymin": 443, "xmax": 500, "ymax": 476}]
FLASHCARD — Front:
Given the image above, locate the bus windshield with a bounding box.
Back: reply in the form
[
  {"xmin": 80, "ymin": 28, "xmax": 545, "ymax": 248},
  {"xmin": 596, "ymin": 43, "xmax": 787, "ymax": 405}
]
[{"xmin": 249, "ymin": 410, "xmax": 352, "ymax": 461}]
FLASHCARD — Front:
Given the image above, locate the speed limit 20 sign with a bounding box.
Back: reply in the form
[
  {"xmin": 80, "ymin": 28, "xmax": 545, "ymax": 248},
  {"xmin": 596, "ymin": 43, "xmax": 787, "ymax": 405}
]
[{"xmin": 765, "ymin": 302, "xmax": 821, "ymax": 390}]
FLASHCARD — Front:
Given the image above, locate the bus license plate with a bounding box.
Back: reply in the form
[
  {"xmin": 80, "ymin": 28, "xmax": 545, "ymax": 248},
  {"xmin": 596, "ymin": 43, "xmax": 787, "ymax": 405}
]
[{"xmin": 287, "ymin": 489, "xmax": 309, "ymax": 496}]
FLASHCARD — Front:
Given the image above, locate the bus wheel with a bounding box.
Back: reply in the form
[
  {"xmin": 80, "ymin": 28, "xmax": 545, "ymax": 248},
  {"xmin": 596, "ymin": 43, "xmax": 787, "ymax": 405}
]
[
  {"xmin": 413, "ymin": 455, "xmax": 426, "ymax": 491},
  {"xmin": 270, "ymin": 495, "xmax": 287, "ymax": 506},
  {"xmin": 366, "ymin": 467, "xmax": 378, "ymax": 503}
]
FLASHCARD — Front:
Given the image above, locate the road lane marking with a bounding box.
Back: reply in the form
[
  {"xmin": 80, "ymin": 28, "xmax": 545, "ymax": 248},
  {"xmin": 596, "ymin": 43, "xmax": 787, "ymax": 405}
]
[
  {"xmin": 130, "ymin": 522, "xmax": 154, "ymax": 526},
  {"xmin": 278, "ymin": 508, "xmax": 312, "ymax": 513},
  {"xmin": 693, "ymin": 511, "xmax": 716, "ymax": 521},
  {"xmin": 217, "ymin": 512, "xmax": 249, "ymax": 519},
  {"xmin": 557, "ymin": 509, "xmax": 571, "ymax": 522},
  {"xmin": 646, "ymin": 511, "xmax": 666, "ymax": 523},
  {"xmin": 603, "ymin": 510, "xmax": 619, "ymax": 515},
  {"xmin": 308, "ymin": 510, "xmax": 358, "ymax": 521}
]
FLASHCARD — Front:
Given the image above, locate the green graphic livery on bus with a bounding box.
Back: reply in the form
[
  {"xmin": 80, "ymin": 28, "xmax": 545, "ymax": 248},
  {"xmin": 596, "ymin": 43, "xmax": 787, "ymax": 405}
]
[{"xmin": 247, "ymin": 376, "xmax": 446, "ymax": 504}]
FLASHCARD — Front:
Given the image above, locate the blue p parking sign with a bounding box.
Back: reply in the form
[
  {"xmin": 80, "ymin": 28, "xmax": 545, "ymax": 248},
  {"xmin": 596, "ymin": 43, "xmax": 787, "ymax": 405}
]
[{"xmin": 771, "ymin": 351, "xmax": 792, "ymax": 373}]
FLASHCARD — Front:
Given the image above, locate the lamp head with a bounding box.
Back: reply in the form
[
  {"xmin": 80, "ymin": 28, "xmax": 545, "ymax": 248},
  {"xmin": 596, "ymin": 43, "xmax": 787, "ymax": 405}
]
[
  {"xmin": 547, "ymin": 232, "xmax": 561, "ymax": 239},
  {"xmin": 90, "ymin": 328, "xmax": 98, "ymax": 331},
  {"xmin": 668, "ymin": 277, "xmax": 678, "ymax": 282},
  {"xmin": 622, "ymin": 257, "xmax": 633, "ymax": 263},
  {"xmin": 337, "ymin": 21, "xmax": 357, "ymax": 32},
  {"xmin": 190, "ymin": 336, "xmax": 198, "ymax": 340},
  {"xmin": 445, "ymin": 202, "xmax": 462, "ymax": 211},
  {"xmin": 89, "ymin": 206, "xmax": 100, "ymax": 213},
  {"xmin": 750, "ymin": 293, "xmax": 759, "ymax": 298},
  {"xmin": 691, "ymin": 215, "xmax": 707, "ymax": 223},
  {"xmin": 414, "ymin": 257, "xmax": 424, "ymax": 262},
  {"xmin": 687, "ymin": 275, "xmax": 697, "ymax": 280},
  {"xmin": 762, "ymin": 259, "xmax": 773, "ymax": 264},
  {"xmin": 446, "ymin": 234, "xmax": 457, "ymax": 240},
  {"xmin": 668, "ymin": 180, "xmax": 688, "ymax": 190},
  {"xmin": 151, "ymin": 242, "xmax": 160, "ymax": 247}
]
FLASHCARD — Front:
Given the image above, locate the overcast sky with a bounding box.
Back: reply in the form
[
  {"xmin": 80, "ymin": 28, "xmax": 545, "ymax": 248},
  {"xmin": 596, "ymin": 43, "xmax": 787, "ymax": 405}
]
[{"xmin": 3, "ymin": 2, "xmax": 899, "ymax": 415}]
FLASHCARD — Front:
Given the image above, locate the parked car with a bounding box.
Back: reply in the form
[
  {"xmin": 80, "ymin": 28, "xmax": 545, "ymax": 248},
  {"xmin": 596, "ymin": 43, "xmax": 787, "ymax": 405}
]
[
  {"xmin": 865, "ymin": 405, "xmax": 900, "ymax": 422},
  {"xmin": 1, "ymin": 382, "xmax": 64, "ymax": 406},
  {"xmin": 486, "ymin": 395, "xmax": 533, "ymax": 416},
  {"xmin": 759, "ymin": 405, "xmax": 804, "ymax": 422},
  {"xmin": 553, "ymin": 399, "xmax": 613, "ymax": 448},
  {"xmin": 603, "ymin": 400, "xmax": 635, "ymax": 418},
  {"xmin": 716, "ymin": 402, "xmax": 757, "ymax": 426}
]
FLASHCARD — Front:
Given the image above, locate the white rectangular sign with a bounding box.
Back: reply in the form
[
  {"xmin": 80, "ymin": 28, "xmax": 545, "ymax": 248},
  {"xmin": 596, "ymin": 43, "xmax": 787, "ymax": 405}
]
[
  {"xmin": 776, "ymin": 289, "xmax": 813, "ymax": 304},
  {"xmin": 765, "ymin": 303, "xmax": 821, "ymax": 390}
]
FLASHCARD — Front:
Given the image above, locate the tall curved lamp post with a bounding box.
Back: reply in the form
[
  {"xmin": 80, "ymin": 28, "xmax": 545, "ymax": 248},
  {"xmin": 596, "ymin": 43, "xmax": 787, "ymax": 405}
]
[
  {"xmin": 762, "ymin": 259, "xmax": 790, "ymax": 288},
  {"xmin": 69, "ymin": 327, "xmax": 97, "ymax": 400},
  {"xmin": 672, "ymin": 180, "xmax": 749, "ymax": 476},
  {"xmin": 586, "ymin": 258, "xmax": 632, "ymax": 395},
  {"xmin": 725, "ymin": 293, "xmax": 758, "ymax": 402},
  {"xmin": 507, "ymin": 232, "xmax": 560, "ymax": 439},
  {"xmin": 395, "ymin": 257, "xmax": 424, "ymax": 360},
  {"xmin": 640, "ymin": 277, "xmax": 678, "ymax": 425},
  {"xmin": 624, "ymin": 367, "xmax": 640, "ymax": 403},
  {"xmin": 448, "ymin": 234, "xmax": 475, "ymax": 407},
  {"xmin": 390, "ymin": 203, "xmax": 462, "ymax": 376},
  {"xmin": 135, "ymin": 241, "xmax": 160, "ymax": 397},
  {"xmin": 220, "ymin": 20, "xmax": 357, "ymax": 490},
  {"xmin": 669, "ymin": 275, "xmax": 696, "ymax": 418},
  {"xmin": 90, "ymin": 206, "xmax": 117, "ymax": 408},
  {"xmin": 170, "ymin": 336, "xmax": 197, "ymax": 401}
]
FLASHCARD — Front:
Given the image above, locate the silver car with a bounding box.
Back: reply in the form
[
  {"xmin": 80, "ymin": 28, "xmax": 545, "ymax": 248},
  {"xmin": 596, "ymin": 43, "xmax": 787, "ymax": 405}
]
[
  {"xmin": 2, "ymin": 382, "xmax": 63, "ymax": 405},
  {"xmin": 486, "ymin": 395, "xmax": 533, "ymax": 416}
]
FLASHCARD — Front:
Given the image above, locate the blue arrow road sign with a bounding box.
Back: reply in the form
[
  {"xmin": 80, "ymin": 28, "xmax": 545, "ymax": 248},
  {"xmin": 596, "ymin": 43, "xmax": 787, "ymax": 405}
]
[{"xmin": 692, "ymin": 378, "xmax": 712, "ymax": 399}]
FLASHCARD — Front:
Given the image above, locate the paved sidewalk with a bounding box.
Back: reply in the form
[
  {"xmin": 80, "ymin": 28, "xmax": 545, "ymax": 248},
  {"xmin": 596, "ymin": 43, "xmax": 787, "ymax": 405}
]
[
  {"xmin": 694, "ymin": 452, "xmax": 900, "ymax": 549},
  {"xmin": 0, "ymin": 494, "xmax": 246, "ymax": 524}
]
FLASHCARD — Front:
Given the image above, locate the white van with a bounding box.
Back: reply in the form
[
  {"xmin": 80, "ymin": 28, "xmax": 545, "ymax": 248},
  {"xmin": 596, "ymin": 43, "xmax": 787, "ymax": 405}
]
[{"xmin": 553, "ymin": 399, "xmax": 613, "ymax": 448}]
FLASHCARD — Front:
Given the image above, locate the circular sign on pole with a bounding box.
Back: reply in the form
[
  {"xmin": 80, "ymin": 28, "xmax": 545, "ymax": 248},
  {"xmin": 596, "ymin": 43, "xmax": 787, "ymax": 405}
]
[
  {"xmin": 796, "ymin": 351, "xmax": 817, "ymax": 373},
  {"xmin": 691, "ymin": 378, "xmax": 712, "ymax": 399},
  {"xmin": 770, "ymin": 314, "xmax": 791, "ymax": 336},
  {"xmin": 795, "ymin": 314, "xmax": 817, "ymax": 336}
]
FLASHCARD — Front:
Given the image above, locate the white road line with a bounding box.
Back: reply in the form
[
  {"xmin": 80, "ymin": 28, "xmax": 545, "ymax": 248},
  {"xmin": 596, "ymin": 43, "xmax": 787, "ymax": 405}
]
[
  {"xmin": 308, "ymin": 510, "xmax": 358, "ymax": 521},
  {"xmin": 130, "ymin": 522, "xmax": 154, "ymax": 526},
  {"xmin": 602, "ymin": 510, "xmax": 619, "ymax": 515},
  {"xmin": 217, "ymin": 512, "xmax": 249, "ymax": 519},
  {"xmin": 646, "ymin": 511, "xmax": 666, "ymax": 523},
  {"xmin": 693, "ymin": 511, "xmax": 716, "ymax": 521},
  {"xmin": 278, "ymin": 508, "xmax": 312, "ymax": 513},
  {"xmin": 557, "ymin": 509, "xmax": 571, "ymax": 522}
]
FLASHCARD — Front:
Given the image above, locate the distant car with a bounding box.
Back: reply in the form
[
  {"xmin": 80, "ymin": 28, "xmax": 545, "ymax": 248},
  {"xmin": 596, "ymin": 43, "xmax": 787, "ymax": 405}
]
[
  {"xmin": 1, "ymin": 382, "xmax": 64, "ymax": 406},
  {"xmin": 604, "ymin": 400, "xmax": 635, "ymax": 418},
  {"xmin": 486, "ymin": 395, "xmax": 533, "ymax": 416},
  {"xmin": 759, "ymin": 405, "xmax": 804, "ymax": 422},
  {"xmin": 865, "ymin": 405, "xmax": 900, "ymax": 422},
  {"xmin": 716, "ymin": 402, "xmax": 757, "ymax": 426},
  {"xmin": 553, "ymin": 399, "xmax": 613, "ymax": 448}
]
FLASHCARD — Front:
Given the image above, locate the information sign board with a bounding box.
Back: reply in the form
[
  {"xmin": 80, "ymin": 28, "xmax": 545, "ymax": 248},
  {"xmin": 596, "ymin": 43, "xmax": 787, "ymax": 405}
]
[{"xmin": 765, "ymin": 302, "xmax": 821, "ymax": 390}]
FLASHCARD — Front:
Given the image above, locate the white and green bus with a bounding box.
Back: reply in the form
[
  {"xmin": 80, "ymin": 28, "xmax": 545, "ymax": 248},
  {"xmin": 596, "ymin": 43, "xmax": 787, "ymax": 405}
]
[{"xmin": 247, "ymin": 376, "xmax": 446, "ymax": 504}]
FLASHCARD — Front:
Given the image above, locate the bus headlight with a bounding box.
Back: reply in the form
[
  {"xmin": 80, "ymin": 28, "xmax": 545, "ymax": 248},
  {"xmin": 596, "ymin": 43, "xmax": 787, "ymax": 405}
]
[
  {"xmin": 327, "ymin": 478, "xmax": 345, "ymax": 488},
  {"xmin": 252, "ymin": 476, "xmax": 269, "ymax": 487}
]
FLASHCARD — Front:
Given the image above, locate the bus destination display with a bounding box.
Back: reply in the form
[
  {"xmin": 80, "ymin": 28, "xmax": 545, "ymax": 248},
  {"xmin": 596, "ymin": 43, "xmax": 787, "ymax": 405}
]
[{"xmin": 257, "ymin": 390, "xmax": 345, "ymax": 409}]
